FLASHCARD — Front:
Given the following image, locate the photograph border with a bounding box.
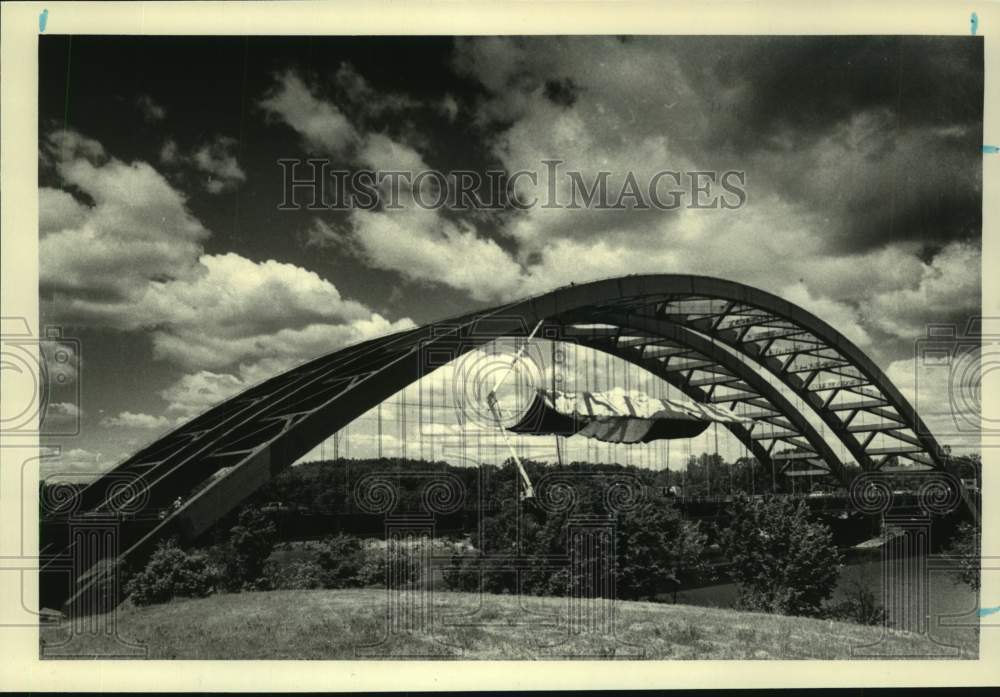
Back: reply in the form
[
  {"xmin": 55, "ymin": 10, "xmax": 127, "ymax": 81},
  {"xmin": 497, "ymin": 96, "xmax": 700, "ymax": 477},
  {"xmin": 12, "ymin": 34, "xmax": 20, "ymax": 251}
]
[{"xmin": 1, "ymin": 0, "xmax": 998, "ymax": 690}]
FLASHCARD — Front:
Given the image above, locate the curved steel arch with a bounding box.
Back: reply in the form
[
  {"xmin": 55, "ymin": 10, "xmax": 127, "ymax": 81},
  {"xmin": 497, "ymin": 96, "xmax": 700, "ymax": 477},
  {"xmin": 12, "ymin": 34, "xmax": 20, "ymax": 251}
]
[
  {"xmin": 550, "ymin": 325, "xmax": 776, "ymax": 473},
  {"xmin": 542, "ymin": 277, "xmax": 945, "ymax": 473},
  {"xmin": 567, "ymin": 312, "xmax": 847, "ymax": 484},
  {"xmin": 634, "ymin": 287, "xmax": 941, "ymax": 473},
  {"xmin": 42, "ymin": 274, "xmax": 947, "ymax": 612}
]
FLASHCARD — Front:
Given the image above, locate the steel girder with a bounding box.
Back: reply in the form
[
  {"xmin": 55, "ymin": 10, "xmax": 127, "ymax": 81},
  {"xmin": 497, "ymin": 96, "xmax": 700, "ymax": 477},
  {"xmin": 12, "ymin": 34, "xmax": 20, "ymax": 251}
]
[
  {"xmin": 567, "ymin": 311, "xmax": 848, "ymax": 485},
  {"xmin": 644, "ymin": 295, "xmax": 944, "ymax": 472}
]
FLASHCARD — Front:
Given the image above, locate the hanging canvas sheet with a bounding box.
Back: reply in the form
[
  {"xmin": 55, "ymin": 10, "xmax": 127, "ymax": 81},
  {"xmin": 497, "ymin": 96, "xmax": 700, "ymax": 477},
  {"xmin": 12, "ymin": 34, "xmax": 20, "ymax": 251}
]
[{"xmin": 506, "ymin": 388, "xmax": 754, "ymax": 444}]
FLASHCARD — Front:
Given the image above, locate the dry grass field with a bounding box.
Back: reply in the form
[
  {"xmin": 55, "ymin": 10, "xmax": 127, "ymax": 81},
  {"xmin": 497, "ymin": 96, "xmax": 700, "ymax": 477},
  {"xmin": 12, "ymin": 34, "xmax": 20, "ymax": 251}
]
[{"xmin": 39, "ymin": 588, "xmax": 978, "ymax": 660}]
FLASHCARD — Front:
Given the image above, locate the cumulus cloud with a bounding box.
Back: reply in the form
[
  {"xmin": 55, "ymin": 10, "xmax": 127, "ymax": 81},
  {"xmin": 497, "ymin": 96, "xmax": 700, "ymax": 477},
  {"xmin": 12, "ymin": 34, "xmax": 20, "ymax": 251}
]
[
  {"xmin": 260, "ymin": 70, "xmax": 359, "ymax": 155},
  {"xmin": 39, "ymin": 188, "xmax": 88, "ymax": 234},
  {"xmin": 358, "ymin": 132, "xmax": 428, "ymax": 172},
  {"xmin": 159, "ymin": 139, "xmax": 181, "ymax": 165},
  {"xmin": 44, "ymin": 129, "xmax": 105, "ymax": 163},
  {"xmin": 136, "ymin": 94, "xmax": 166, "ymax": 122},
  {"xmin": 40, "ymin": 129, "xmax": 417, "ymax": 414},
  {"xmin": 41, "ymin": 446, "xmax": 115, "ymax": 480},
  {"xmin": 100, "ymin": 410, "xmax": 177, "ymax": 430},
  {"xmin": 301, "ymin": 218, "xmax": 347, "ymax": 250},
  {"xmin": 334, "ymin": 63, "xmax": 423, "ymax": 118},
  {"xmin": 46, "ymin": 402, "xmax": 81, "ymax": 419},
  {"xmin": 191, "ymin": 136, "xmax": 246, "ymax": 193},
  {"xmin": 262, "ymin": 69, "xmax": 433, "ymax": 179},
  {"xmin": 160, "ymin": 370, "xmax": 246, "ymax": 418},
  {"xmin": 157, "ymin": 135, "xmax": 246, "ymax": 194},
  {"xmin": 778, "ymin": 282, "xmax": 872, "ymax": 348},
  {"xmin": 40, "ymin": 130, "xmax": 209, "ymax": 299},
  {"xmin": 257, "ymin": 67, "xmax": 529, "ymax": 302},
  {"xmin": 135, "ymin": 252, "xmax": 415, "ymax": 370},
  {"xmin": 439, "ymin": 94, "xmax": 459, "ymax": 122},
  {"xmin": 345, "ymin": 207, "xmax": 526, "ymax": 302},
  {"xmin": 886, "ymin": 355, "xmax": 980, "ymax": 452},
  {"xmin": 260, "ymin": 69, "xmax": 525, "ymax": 302},
  {"xmin": 865, "ymin": 242, "xmax": 981, "ymax": 338},
  {"xmin": 42, "ymin": 402, "xmax": 82, "ymax": 431}
]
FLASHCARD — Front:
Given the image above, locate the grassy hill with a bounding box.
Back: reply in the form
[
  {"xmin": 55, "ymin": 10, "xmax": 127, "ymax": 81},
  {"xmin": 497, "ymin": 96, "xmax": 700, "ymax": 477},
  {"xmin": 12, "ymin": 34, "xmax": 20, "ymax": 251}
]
[{"xmin": 40, "ymin": 589, "xmax": 977, "ymax": 660}]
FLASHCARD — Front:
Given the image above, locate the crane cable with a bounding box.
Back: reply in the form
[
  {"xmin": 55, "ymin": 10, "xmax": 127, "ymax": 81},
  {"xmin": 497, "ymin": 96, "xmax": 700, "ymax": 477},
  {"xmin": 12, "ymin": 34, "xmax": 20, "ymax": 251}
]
[{"xmin": 487, "ymin": 320, "xmax": 544, "ymax": 499}]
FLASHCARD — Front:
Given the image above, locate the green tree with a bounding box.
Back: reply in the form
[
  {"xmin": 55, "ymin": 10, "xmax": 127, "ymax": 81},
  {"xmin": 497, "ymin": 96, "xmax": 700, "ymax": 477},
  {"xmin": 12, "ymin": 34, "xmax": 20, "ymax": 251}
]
[
  {"xmin": 314, "ymin": 533, "xmax": 368, "ymax": 588},
  {"xmin": 823, "ymin": 576, "xmax": 885, "ymax": 626},
  {"xmin": 946, "ymin": 521, "xmax": 980, "ymax": 592},
  {"xmin": 441, "ymin": 478, "xmax": 709, "ymax": 602},
  {"xmin": 613, "ymin": 502, "xmax": 708, "ymax": 601},
  {"xmin": 719, "ymin": 497, "xmax": 842, "ymax": 617},
  {"xmin": 126, "ymin": 539, "xmax": 217, "ymax": 605},
  {"xmin": 218, "ymin": 506, "xmax": 277, "ymax": 591}
]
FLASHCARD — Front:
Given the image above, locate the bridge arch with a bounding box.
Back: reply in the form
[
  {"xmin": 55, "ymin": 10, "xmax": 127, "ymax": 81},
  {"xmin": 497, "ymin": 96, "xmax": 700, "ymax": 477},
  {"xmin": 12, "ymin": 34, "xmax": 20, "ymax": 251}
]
[
  {"xmin": 558, "ymin": 278, "xmax": 944, "ymax": 473},
  {"xmin": 565, "ymin": 313, "xmax": 847, "ymax": 483},
  {"xmin": 43, "ymin": 274, "xmax": 948, "ymax": 611}
]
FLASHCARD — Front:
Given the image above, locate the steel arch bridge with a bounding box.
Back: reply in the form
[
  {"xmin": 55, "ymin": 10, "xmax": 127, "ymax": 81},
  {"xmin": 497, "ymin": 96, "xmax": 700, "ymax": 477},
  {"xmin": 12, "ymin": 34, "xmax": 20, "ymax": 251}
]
[{"xmin": 41, "ymin": 274, "xmax": 962, "ymax": 612}]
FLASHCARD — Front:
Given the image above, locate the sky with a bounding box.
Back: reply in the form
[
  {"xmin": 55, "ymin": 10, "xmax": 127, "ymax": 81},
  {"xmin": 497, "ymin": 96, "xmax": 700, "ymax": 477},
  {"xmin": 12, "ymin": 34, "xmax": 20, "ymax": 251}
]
[{"xmin": 36, "ymin": 35, "xmax": 984, "ymax": 479}]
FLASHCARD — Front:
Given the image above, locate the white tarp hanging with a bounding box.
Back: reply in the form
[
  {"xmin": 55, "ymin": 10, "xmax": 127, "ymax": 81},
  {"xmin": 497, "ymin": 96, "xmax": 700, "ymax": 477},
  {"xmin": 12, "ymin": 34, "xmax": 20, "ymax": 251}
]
[{"xmin": 507, "ymin": 387, "xmax": 754, "ymax": 444}]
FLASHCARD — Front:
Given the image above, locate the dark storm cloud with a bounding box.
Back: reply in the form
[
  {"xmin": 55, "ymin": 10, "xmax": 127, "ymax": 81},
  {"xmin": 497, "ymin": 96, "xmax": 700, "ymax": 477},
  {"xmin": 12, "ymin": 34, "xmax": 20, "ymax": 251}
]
[
  {"xmin": 542, "ymin": 78, "xmax": 579, "ymax": 108},
  {"xmin": 669, "ymin": 36, "xmax": 983, "ymax": 255},
  {"xmin": 681, "ymin": 36, "xmax": 983, "ymax": 150}
]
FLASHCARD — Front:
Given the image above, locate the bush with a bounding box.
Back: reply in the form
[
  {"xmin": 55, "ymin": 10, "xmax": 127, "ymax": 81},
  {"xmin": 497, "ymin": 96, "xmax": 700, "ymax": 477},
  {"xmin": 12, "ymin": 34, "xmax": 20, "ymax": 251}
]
[
  {"xmin": 823, "ymin": 578, "xmax": 886, "ymax": 626},
  {"xmin": 359, "ymin": 541, "xmax": 423, "ymax": 588},
  {"xmin": 614, "ymin": 502, "xmax": 709, "ymax": 601},
  {"xmin": 216, "ymin": 506, "xmax": 278, "ymax": 591},
  {"xmin": 265, "ymin": 559, "xmax": 325, "ymax": 590},
  {"xmin": 440, "ymin": 494, "xmax": 708, "ymax": 601},
  {"xmin": 314, "ymin": 533, "xmax": 367, "ymax": 588},
  {"xmin": 125, "ymin": 539, "xmax": 217, "ymax": 606},
  {"xmin": 719, "ymin": 497, "xmax": 842, "ymax": 618},
  {"xmin": 442, "ymin": 553, "xmax": 481, "ymax": 592},
  {"xmin": 946, "ymin": 521, "xmax": 980, "ymax": 592},
  {"xmin": 314, "ymin": 534, "xmax": 423, "ymax": 589}
]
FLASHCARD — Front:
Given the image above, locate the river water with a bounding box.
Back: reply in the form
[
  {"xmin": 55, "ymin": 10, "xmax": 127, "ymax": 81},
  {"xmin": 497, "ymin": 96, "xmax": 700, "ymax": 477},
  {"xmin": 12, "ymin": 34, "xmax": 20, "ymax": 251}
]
[{"xmin": 669, "ymin": 549, "xmax": 979, "ymax": 655}]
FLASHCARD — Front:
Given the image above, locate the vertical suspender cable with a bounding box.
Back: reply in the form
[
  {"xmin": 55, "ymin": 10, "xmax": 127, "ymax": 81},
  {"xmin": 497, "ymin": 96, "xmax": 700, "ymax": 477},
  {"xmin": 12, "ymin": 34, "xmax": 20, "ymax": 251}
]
[
  {"xmin": 553, "ymin": 339, "xmax": 563, "ymax": 467},
  {"xmin": 684, "ymin": 434, "xmax": 690, "ymax": 496},
  {"xmin": 707, "ymin": 428, "xmax": 712, "ymax": 497},
  {"xmin": 607, "ymin": 351, "xmax": 612, "ymax": 465},
  {"xmin": 429, "ymin": 366, "xmax": 435, "ymax": 463},
  {"xmin": 401, "ymin": 389, "xmax": 407, "ymax": 461}
]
